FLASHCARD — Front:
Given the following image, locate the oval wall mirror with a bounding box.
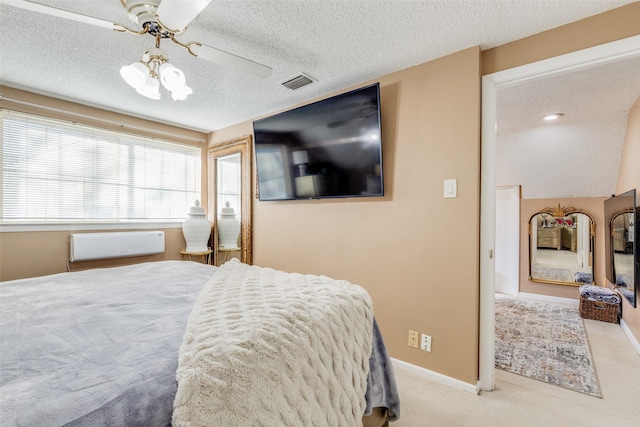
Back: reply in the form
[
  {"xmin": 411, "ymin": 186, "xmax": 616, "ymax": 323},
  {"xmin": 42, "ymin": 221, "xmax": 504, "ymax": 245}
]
[
  {"xmin": 208, "ymin": 135, "xmax": 252, "ymax": 266},
  {"xmin": 528, "ymin": 205, "xmax": 595, "ymax": 286}
]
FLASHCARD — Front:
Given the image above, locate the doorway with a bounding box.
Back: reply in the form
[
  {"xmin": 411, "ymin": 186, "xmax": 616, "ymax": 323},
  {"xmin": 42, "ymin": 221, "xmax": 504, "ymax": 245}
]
[{"xmin": 479, "ymin": 35, "xmax": 640, "ymax": 391}]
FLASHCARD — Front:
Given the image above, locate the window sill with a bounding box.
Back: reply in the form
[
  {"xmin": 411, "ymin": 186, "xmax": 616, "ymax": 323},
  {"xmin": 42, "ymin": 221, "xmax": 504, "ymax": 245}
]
[{"xmin": 0, "ymin": 221, "xmax": 184, "ymax": 233}]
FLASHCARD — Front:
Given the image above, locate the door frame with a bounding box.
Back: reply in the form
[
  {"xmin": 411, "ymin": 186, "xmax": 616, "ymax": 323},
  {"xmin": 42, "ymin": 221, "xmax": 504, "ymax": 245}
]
[{"xmin": 478, "ymin": 35, "xmax": 640, "ymax": 391}]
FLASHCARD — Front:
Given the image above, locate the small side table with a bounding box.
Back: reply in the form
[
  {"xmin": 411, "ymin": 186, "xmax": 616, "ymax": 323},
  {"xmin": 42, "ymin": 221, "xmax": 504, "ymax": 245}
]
[
  {"xmin": 217, "ymin": 247, "xmax": 240, "ymax": 265},
  {"xmin": 180, "ymin": 248, "xmax": 213, "ymax": 264}
]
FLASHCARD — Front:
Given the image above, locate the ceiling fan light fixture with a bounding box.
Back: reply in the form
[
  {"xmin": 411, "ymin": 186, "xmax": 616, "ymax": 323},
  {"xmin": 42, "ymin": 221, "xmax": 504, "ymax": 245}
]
[
  {"xmin": 7, "ymin": 0, "xmax": 272, "ymax": 102},
  {"xmin": 121, "ymin": 46, "xmax": 192, "ymax": 100},
  {"xmin": 120, "ymin": 62, "xmax": 149, "ymax": 90}
]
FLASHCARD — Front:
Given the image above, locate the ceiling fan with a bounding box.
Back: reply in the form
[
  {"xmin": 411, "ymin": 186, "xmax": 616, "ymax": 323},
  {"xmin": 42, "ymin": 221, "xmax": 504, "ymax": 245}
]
[{"xmin": 2, "ymin": 0, "xmax": 273, "ymax": 100}]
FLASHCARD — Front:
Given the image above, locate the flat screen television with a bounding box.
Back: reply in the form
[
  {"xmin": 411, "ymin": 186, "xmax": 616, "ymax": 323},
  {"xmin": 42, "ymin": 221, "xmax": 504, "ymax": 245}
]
[{"xmin": 253, "ymin": 83, "xmax": 383, "ymax": 201}]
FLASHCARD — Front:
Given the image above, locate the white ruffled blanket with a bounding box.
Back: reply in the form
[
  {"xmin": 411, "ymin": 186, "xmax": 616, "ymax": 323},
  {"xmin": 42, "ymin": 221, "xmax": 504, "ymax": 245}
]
[{"xmin": 173, "ymin": 259, "xmax": 374, "ymax": 426}]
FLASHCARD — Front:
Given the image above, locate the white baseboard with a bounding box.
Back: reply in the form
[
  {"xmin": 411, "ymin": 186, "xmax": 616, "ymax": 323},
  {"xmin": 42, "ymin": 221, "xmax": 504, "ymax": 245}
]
[
  {"xmin": 517, "ymin": 292, "xmax": 579, "ymax": 307},
  {"xmin": 391, "ymin": 358, "xmax": 479, "ymax": 395},
  {"xmin": 620, "ymin": 318, "xmax": 640, "ymax": 356}
]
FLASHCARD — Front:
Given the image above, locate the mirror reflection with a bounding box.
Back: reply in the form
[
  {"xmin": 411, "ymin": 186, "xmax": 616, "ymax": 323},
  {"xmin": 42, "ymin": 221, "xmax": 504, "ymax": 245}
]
[
  {"xmin": 208, "ymin": 136, "xmax": 253, "ymax": 266},
  {"xmin": 529, "ymin": 206, "xmax": 595, "ymax": 286},
  {"xmin": 612, "ymin": 212, "xmax": 635, "ymax": 296},
  {"xmin": 611, "ymin": 212, "xmax": 635, "ymax": 290},
  {"xmin": 605, "ymin": 189, "xmax": 637, "ymax": 307},
  {"xmin": 216, "ymin": 153, "xmax": 241, "ymax": 263}
]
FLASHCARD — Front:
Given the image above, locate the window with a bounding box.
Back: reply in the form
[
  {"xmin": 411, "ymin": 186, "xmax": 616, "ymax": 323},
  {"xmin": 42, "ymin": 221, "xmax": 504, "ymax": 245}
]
[{"xmin": 1, "ymin": 110, "xmax": 201, "ymax": 223}]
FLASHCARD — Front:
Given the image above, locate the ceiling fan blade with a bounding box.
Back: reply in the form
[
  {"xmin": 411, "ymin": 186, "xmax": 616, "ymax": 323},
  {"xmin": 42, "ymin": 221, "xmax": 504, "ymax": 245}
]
[
  {"xmin": 156, "ymin": 0, "xmax": 212, "ymax": 33},
  {"xmin": 189, "ymin": 43, "xmax": 272, "ymax": 79},
  {"xmin": 1, "ymin": 0, "xmax": 116, "ymax": 30}
]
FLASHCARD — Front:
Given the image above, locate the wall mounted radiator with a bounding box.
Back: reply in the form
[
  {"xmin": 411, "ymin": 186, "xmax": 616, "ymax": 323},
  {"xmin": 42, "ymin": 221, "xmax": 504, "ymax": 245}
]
[{"xmin": 69, "ymin": 231, "xmax": 165, "ymax": 262}]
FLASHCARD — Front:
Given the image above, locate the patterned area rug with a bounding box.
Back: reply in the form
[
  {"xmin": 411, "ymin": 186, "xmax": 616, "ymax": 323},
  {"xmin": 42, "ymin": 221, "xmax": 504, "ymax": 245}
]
[
  {"xmin": 495, "ymin": 298, "xmax": 601, "ymax": 397},
  {"xmin": 531, "ymin": 265, "xmax": 573, "ymax": 282}
]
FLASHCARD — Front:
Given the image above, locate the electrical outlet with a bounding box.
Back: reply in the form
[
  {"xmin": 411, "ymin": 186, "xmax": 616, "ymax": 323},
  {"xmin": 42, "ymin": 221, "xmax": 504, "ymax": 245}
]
[
  {"xmin": 408, "ymin": 330, "xmax": 419, "ymax": 348},
  {"xmin": 420, "ymin": 334, "xmax": 432, "ymax": 352}
]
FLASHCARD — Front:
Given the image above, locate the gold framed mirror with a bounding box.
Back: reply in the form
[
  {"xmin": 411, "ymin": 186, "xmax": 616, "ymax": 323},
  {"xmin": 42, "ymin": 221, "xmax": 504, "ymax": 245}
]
[
  {"xmin": 208, "ymin": 135, "xmax": 252, "ymax": 266},
  {"xmin": 528, "ymin": 205, "xmax": 595, "ymax": 286}
]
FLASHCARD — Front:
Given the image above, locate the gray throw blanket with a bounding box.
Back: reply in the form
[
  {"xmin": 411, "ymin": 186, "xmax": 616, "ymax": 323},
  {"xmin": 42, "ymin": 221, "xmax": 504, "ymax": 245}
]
[
  {"xmin": 365, "ymin": 318, "xmax": 400, "ymax": 421},
  {"xmin": 173, "ymin": 259, "xmax": 374, "ymax": 426},
  {"xmin": 579, "ymin": 284, "xmax": 621, "ymax": 304}
]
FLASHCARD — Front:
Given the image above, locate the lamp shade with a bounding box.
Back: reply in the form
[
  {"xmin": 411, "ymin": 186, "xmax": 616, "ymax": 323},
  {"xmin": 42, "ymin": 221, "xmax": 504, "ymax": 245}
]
[{"xmin": 292, "ymin": 150, "xmax": 308, "ymax": 165}]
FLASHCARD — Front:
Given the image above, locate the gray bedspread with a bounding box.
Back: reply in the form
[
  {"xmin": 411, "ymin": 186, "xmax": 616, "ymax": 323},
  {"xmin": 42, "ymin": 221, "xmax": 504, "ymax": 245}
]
[
  {"xmin": 0, "ymin": 261, "xmax": 215, "ymax": 427},
  {"xmin": 0, "ymin": 260, "xmax": 400, "ymax": 426}
]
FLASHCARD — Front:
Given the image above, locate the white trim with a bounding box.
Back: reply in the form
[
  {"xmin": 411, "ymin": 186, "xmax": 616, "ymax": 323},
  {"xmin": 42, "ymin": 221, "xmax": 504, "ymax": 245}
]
[
  {"xmin": 0, "ymin": 222, "xmax": 182, "ymax": 233},
  {"xmin": 478, "ymin": 73, "xmax": 497, "ymax": 392},
  {"xmin": 620, "ymin": 319, "xmax": 640, "ymax": 357},
  {"xmin": 516, "ymin": 292, "xmax": 579, "ymax": 307},
  {"xmin": 491, "ymin": 35, "xmax": 640, "ymax": 88},
  {"xmin": 391, "ymin": 358, "xmax": 479, "ymax": 395},
  {"xmin": 479, "ymin": 35, "xmax": 640, "ymax": 392}
]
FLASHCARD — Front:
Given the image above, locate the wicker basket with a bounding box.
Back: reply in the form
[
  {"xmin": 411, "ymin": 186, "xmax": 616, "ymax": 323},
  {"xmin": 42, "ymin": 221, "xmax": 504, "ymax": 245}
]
[{"xmin": 579, "ymin": 295, "xmax": 620, "ymax": 323}]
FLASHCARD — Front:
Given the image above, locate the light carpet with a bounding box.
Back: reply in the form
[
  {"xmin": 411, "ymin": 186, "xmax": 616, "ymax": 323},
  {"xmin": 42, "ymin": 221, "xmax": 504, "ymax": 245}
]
[{"xmin": 494, "ymin": 297, "xmax": 601, "ymax": 397}]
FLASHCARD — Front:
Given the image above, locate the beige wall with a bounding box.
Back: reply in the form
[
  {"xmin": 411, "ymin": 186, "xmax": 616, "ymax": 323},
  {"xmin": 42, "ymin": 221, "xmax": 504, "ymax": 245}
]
[
  {"xmin": 0, "ymin": 228, "xmax": 190, "ymax": 281},
  {"xmin": 614, "ymin": 96, "xmax": 640, "ymax": 343},
  {"xmin": 211, "ymin": 47, "xmax": 483, "ymax": 384},
  {"xmin": 482, "ymin": 2, "xmax": 640, "ymax": 74},
  {"xmin": 519, "ymin": 198, "xmax": 607, "ymax": 298}
]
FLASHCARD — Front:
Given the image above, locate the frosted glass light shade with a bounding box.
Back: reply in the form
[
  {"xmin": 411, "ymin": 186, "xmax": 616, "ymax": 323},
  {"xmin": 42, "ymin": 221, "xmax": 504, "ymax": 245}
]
[
  {"xmin": 159, "ymin": 63, "xmax": 186, "ymax": 91},
  {"xmin": 171, "ymin": 85, "xmax": 193, "ymax": 101},
  {"xmin": 120, "ymin": 62, "xmax": 148, "ymax": 90},
  {"xmin": 136, "ymin": 76, "xmax": 161, "ymax": 100}
]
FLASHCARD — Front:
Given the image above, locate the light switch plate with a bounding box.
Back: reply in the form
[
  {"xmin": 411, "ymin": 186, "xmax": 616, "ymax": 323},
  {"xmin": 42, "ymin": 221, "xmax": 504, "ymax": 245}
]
[{"xmin": 444, "ymin": 179, "xmax": 457, "ymax": 198}]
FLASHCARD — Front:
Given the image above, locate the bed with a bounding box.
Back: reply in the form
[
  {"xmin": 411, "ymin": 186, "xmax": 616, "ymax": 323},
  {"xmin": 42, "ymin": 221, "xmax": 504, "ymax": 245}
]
[{"xmin": 0, "ymin": 259, "xmax": 399, "ymax": 426}]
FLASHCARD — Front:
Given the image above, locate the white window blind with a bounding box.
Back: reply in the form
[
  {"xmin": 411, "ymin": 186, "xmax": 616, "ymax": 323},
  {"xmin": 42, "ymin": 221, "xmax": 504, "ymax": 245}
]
[{"xmin": 1, "ymin": 110, "xmax": 201, "ymax": 222}]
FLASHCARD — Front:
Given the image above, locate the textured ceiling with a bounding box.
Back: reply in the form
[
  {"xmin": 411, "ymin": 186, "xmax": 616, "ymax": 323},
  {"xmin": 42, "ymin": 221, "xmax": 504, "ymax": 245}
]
[
  {"xmin": 496, "ymin": 55, "xmax": 640, "ymax": 199},
  {"xmin": 0, "ymin": 0, "xmax": 638, "ymax": 199}
]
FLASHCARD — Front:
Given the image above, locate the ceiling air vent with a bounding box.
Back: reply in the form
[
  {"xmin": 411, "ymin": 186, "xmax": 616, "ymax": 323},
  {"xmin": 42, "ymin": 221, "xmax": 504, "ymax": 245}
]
[{"xmin": 281, "ymin": 73, "xmax": 315, "ymax": 90}]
